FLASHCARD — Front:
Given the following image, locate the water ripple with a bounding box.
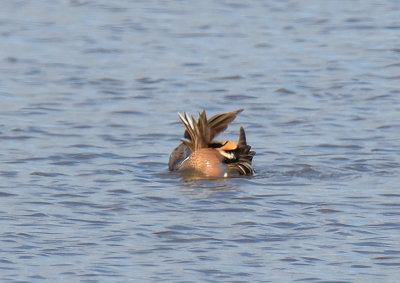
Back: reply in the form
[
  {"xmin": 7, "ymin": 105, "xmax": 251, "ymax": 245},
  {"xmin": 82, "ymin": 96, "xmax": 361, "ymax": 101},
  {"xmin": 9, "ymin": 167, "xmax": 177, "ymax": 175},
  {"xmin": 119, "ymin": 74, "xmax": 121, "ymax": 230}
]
[{"xmin": 1, "ymin": 0, "xmax": 399, "ymax": 282}]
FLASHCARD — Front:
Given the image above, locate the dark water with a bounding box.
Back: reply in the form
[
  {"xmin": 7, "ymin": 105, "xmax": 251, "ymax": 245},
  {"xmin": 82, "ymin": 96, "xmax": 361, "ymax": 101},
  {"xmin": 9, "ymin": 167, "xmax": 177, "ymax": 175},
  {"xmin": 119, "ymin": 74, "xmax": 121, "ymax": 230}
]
[{"xmin": 1, "ymin": 0, "xmax": 400, "ymax": 282}]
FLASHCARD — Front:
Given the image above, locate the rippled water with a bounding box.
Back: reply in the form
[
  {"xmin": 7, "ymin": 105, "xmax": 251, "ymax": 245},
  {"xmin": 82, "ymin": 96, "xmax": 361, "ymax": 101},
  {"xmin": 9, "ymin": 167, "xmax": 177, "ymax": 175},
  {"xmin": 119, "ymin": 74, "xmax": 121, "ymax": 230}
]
[{"xmin": 1, "ymin": 0, "xmax": 400, "ymax": 282}]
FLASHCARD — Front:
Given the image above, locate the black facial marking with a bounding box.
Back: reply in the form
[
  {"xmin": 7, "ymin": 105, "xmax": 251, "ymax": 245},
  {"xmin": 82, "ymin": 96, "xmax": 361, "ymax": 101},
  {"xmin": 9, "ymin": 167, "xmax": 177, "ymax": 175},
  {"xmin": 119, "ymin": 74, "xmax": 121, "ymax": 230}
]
[{"xmin": 222, "ymin": 149, "xmax": 239, "ymax": 163}]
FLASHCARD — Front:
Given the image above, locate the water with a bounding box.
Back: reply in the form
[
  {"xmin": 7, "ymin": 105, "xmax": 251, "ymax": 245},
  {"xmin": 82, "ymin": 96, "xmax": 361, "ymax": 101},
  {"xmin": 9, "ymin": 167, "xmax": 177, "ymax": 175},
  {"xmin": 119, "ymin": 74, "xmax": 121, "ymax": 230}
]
[{"xmin": 1, "ymin": 0, "xmax": 400, "ymax": 282}]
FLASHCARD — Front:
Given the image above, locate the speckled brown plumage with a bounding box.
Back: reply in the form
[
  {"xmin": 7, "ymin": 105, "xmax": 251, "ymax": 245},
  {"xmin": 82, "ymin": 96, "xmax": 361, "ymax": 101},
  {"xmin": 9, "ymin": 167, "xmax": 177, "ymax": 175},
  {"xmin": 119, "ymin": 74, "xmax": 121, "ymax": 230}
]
[{"xmin": 179, "ymin": 148, "xmax": 227, "ymax": 178}]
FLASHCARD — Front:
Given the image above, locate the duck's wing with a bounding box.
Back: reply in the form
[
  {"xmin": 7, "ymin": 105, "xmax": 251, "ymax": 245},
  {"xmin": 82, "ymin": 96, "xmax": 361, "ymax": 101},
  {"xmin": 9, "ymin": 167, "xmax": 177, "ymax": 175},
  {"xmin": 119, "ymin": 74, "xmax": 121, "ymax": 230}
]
[
  {"xmin": 180, "ymin": 109, "xmax": 244, "ymax": 147},
  {"xmin": 178, "ymin": 110, "xmax": 210, "ymax": 151},
  {"xmin": 168, "ymin": 143, "xmax": 191, "ymax": 171},
  {"xmin": 207, "ymin": 109, "xmax": 243, "ymax": 140}
]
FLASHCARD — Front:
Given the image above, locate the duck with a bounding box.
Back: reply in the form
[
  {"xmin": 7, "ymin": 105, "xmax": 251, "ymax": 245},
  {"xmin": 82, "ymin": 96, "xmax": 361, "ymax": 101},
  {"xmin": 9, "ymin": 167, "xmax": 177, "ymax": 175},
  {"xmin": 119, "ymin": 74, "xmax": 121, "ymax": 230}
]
[{"xmin": 168, "ymin": 109, "xmax": 255, "ymax": 179}]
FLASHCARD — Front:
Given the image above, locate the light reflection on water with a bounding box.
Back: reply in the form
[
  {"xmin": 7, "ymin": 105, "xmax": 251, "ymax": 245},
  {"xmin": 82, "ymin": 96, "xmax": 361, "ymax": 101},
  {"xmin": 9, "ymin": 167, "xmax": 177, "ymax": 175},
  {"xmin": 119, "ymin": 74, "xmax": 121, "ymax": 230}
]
[{"xmin": 1, "ymin": 0, "xmax": 400, "ymax": 282}]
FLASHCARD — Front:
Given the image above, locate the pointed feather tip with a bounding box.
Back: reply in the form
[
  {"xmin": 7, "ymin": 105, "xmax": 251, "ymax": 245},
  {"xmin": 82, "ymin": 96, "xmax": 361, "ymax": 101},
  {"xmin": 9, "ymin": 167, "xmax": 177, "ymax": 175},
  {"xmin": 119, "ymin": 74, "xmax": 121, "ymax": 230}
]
[
  {"xmin": 188, "ymin": 116, "xmax": 195, "ymax": 130},
  {"xmin": 180, "ymin": 138, "xmax": 191, "ymax": 144},
  {"xmin": 178, "ymin": 112, "xmax": 195, "ymax": 130},
  {"xmin": 178, "ymin": 112, "xmax": 187, "ymax": 124},
  {"xmin": 238, "ymin": 126, "xmax": 247, "ymax": 145}
]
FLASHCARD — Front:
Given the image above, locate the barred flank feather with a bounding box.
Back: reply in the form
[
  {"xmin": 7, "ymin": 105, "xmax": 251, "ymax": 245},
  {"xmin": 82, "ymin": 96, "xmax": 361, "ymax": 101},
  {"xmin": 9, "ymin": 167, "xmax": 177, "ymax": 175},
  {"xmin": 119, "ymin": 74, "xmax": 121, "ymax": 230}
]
[{"xmin": 228, "ymin": 127, "xmax": 255, "ymax": 175}]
